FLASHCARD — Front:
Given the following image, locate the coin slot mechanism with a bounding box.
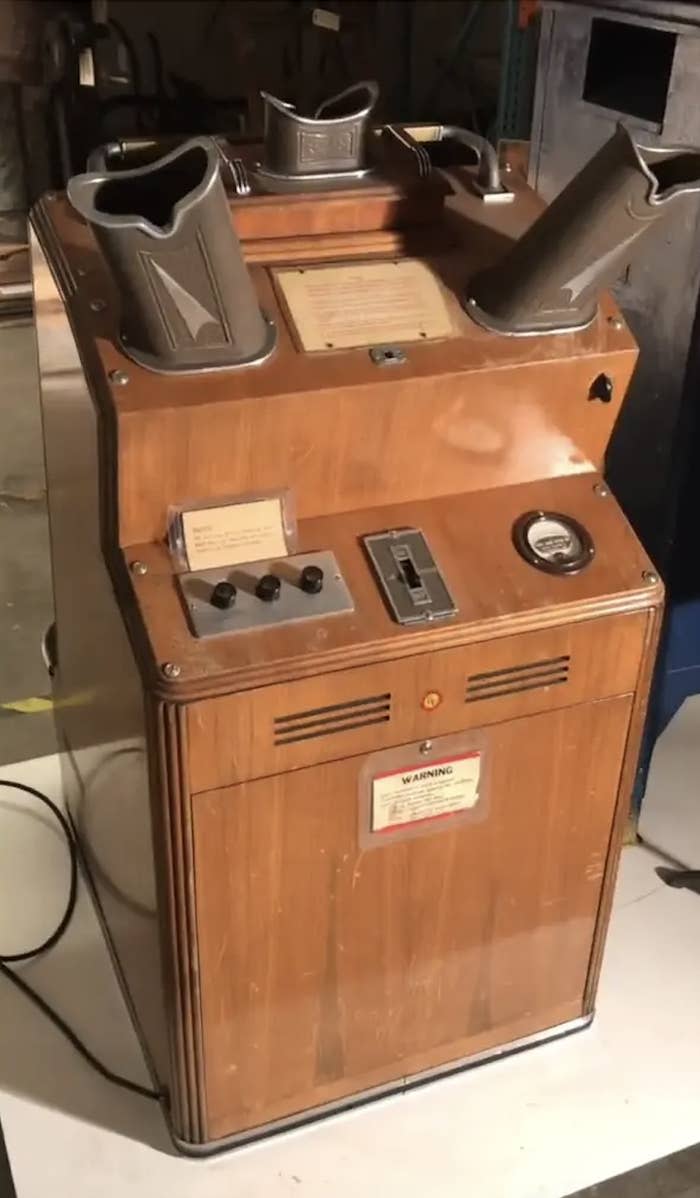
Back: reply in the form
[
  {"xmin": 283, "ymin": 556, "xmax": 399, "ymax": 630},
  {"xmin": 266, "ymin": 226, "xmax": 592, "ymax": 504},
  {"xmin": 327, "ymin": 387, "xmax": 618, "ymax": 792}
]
[
  {"xmin": 363, "ymin": 528, "xmax": 457, "ymax": 625},
  {"xmin": 392, "ymin": 544, "xmax": 431, "ymax": 606}
]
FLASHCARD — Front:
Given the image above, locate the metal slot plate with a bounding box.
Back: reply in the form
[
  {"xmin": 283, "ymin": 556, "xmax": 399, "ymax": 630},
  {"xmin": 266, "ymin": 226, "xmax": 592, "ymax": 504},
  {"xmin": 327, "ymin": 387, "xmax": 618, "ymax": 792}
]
[
  {"xmin": 178, "ymin": 551, "xmax": 353, "ymax": 638},
  {"xmin": 363, "ymin": 528, "xmax": 457, "ymax": 625}
]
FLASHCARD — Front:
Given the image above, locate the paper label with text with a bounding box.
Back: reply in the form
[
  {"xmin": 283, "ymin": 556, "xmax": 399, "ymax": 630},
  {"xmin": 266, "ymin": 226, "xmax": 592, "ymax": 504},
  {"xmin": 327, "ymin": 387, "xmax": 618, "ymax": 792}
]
[
  {"xmin": 274, "ymin": 260, "xmax": 454, "ymax": 351},
  {"xmin": 312, "ymin": 7, "xmax": 341, "ymax": 30},
  {"xmin": 181, "ymin": 498, "xmax": 288, "ymax": 571},
  {"xmin": 371, "ymin": 753, "xmax": 481, "ymax": 833}
]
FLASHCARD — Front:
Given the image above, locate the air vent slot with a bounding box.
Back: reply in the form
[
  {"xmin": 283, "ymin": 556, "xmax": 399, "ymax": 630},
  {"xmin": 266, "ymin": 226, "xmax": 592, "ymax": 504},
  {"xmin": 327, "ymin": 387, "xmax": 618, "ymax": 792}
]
[
  {"xmin": 466, "ymin": 655, "xmax": 570, "ymax": 703},
  {"xmin": 274, "ymin": 692, "xmax": 391, "ymax": 745}
]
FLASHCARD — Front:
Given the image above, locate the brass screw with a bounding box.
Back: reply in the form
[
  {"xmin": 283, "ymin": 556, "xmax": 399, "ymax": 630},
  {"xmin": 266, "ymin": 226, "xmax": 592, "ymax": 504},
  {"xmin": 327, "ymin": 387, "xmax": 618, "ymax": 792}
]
[
  {"xmin": 642, "ymin": 570, "xmax": 659, "ymax": 585},
  {"xmin": 130, "ymin": 560, "xmax": 148, "ymax": 576},
  {"xmin": 109, "ymin": 369, "xmax": 129, "ymax": 386},
  {"xmin": 593, "ymin": 482, "xmax": 609, "ymax": 497},
  {"xmin": 419, "ymin": 740, "xmax": 433, "ymax": 756},
  {"xmin": 608, "ymin": 316, "xmax": 623, "ymax": 331},
  {"xmin": 503, "ymin": 162, "xmax": 513, "ymax": 173},
  {"xmin": 162, "ymin": 662, "xmax": 181, "ymax": 679}
]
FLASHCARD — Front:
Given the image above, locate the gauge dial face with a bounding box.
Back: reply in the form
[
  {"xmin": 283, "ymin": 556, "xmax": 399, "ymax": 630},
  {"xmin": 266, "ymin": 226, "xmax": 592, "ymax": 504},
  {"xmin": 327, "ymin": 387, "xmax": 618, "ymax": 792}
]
[{"xmin": 513, "ymin": 511, "xmax": 594, "ymax": 574}]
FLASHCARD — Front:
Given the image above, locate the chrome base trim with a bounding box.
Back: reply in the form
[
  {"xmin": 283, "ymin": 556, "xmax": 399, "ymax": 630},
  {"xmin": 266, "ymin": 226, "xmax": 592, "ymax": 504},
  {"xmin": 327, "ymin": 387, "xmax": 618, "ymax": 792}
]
[
  {"xmin": 254, "ymin": 162, "xmax": 374, "ymax": 184},
  {"xmin": 119, "ymin": 313, "xmax": 277, "ymax": 375},
  {"xmin": 249, "ymin": 163, "xmax": 384, "ymax": 195},
  {"xmin": 463, "ymin": 294, "xmax": 597, "ymax": 337},
  {"xmin": 169, "ymin": 1013, "xmax": 593, "ymax": 1157}
]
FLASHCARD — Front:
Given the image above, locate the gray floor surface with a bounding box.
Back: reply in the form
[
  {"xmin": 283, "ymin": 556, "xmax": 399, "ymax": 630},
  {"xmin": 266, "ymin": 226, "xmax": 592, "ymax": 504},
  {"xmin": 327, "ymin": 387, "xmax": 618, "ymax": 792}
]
[
  {"xmin": 568, "ymin": 1143, "xmax": 700, "ymax": 1197},
  {"xmin": 0, "ymin": 317, "xmax": 56, "ymax": 764}
]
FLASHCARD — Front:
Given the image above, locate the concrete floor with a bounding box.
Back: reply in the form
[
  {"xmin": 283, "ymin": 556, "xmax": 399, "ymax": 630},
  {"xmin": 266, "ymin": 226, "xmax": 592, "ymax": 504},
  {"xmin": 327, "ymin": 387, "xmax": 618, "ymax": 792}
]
[{"xmin": 0, "ymin": 318, "xmax": 56, "ymax": 764}]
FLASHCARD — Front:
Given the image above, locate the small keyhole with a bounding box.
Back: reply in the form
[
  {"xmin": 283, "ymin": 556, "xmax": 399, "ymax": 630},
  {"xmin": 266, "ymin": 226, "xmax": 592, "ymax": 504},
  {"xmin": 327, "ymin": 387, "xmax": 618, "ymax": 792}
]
[{"xmin": 588, "ymin": 372, "xmax": 613, "ymax": 403}]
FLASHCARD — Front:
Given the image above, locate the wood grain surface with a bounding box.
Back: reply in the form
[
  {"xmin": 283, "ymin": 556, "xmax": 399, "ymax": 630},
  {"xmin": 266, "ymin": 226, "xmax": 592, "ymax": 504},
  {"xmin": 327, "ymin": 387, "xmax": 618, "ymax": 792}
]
[
  {"xmin": 229, "ymin": 178, "xmax": 450, "ymax": 241},
  {"xmin": 187, "ymin": 611, "xmax": 647, "ymax": 793},
  {"xmin": 32, "ymin": 188, "xmax": 637, "ymax": 546},
  {"xmin": 192, "ymin": 696, "xmax": 632, "ymax": 1139},
  {"xmin": 30, "ymin": 162, "xmax": 663, "ymax": 1150},
  {"xmin": 125, "ymin": 473, "xmax": 661, "ymax": 700}
]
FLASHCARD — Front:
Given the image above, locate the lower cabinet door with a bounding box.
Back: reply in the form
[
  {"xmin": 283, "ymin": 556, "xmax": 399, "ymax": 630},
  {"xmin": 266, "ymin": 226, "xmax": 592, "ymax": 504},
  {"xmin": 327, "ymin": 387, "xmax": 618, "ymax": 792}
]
[{"xmin": 191, "ymin": 695, "xmax": 632, "ymax": 1142}]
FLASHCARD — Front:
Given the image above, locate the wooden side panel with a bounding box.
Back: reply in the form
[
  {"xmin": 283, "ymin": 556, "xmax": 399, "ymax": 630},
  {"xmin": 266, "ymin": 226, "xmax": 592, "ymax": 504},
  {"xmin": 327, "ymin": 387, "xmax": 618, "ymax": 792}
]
[
  {"xmin": 192, "ymin": 696, "xmax": 632, "ymax": 1141},
  {"xmin": 187, "ymin": 612, "xmax": 646, "ymax": 792},
  {"xmin": 154, "ymin": 703, "xmax": 205, "ymax": 1143},
  {"xmin": 584, "ymin": 605, "xmax": 663, "ymax": 1010},
  {"xmin": 231, "ymin": 183, "xmax": 448, "ymax": 241},
  {"xmin": 30, "ymin": 228, "xmax": 173, "ymax": 1100}
]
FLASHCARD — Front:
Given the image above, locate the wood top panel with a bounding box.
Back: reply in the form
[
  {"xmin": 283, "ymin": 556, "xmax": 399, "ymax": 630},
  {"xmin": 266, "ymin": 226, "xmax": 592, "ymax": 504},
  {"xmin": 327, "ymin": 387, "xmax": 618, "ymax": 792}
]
[
  {"xmin": 86, "ymin": 255, "xmax": 635, "ymax": 413},
  {"xmin": 33, "ymin": 175, "xmax": 637, "ymax": 542},
  {"xmin": 35, "ymin": 180, "xmax": 636, "ymax": 417},
  {"xmin": 124, "ymin": 473, "xmax": 662, "ymax": 699}
]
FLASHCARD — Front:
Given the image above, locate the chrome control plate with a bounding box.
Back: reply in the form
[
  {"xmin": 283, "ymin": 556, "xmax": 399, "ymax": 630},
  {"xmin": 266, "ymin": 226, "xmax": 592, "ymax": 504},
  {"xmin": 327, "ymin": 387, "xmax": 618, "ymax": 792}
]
[{"xmin": 178, "ymin": 550, "xmax": 354, "ymax": 638}]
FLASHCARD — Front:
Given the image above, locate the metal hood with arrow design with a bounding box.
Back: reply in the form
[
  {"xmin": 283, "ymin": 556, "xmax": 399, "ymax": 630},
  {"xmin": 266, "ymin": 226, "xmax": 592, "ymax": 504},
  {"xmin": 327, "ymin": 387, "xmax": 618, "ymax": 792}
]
[{"xmin": 466, "ymin": 124, "xmax": 700, "ymax": 336}]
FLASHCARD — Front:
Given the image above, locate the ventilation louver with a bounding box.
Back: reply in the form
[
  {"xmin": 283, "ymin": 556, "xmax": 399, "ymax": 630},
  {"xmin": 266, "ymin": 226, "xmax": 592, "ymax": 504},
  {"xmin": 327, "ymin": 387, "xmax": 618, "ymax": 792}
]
[
  {"xmin": 466, "ymin": 655, "xmax": 570, "ymax": 703},
  {"xmin": 274, "ymin": 693, "xmax": 392, "ymax": 745}
]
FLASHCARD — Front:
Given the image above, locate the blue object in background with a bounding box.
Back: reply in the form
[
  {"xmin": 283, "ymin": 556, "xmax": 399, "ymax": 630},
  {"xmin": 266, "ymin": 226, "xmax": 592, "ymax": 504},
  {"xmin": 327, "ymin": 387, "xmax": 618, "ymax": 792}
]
[{"xmin": 634, "ymin": 600, "xmax": 700, "ymax": 810}]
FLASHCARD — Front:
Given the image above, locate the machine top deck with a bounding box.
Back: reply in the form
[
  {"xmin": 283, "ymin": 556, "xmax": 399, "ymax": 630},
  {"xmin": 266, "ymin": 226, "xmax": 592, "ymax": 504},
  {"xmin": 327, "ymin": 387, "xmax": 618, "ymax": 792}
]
[
  {"xmin": 29, "ymin": 125, "xmax": 659, "ymax": 702},
  {"xmin": 33, "ymin": 156, "xmax": 637, "ymax": 542}
]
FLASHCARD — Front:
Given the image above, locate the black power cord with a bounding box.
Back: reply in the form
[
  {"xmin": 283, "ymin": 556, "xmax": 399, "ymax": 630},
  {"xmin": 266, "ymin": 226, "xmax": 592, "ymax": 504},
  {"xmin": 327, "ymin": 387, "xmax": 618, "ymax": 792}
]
[{"xmin": 0, "ymin": 780, "xmax": 161, "ymax": 1103}]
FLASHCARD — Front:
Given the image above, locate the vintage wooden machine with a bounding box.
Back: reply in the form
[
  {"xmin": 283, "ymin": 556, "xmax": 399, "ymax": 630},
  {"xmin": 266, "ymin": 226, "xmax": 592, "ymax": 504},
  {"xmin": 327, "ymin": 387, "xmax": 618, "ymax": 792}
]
[{"xmin": 29, "ymin": 83, "xmax": 699, "ymax": 1152}]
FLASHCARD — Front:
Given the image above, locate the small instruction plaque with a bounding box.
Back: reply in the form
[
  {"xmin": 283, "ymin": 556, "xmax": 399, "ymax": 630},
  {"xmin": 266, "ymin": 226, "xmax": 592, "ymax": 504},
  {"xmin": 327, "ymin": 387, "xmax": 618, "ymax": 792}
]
[
  {"xmin": 274, "ymin": 259, "xmax": 455, "ymax": 351},
  {"xmin": 181, "ymin": 497, "xmax": 288, "ymax": 571},
  {"xmin": 371, "ymin": 752, "xmax": 481, "ymax": 833}
]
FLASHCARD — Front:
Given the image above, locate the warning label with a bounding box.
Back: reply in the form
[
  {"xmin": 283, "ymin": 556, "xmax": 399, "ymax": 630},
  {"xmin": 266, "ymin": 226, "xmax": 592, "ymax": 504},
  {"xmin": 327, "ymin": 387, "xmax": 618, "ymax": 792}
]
[{"xmin": 370, "ymin": 752, "xmax": 481, "ymax": 833}]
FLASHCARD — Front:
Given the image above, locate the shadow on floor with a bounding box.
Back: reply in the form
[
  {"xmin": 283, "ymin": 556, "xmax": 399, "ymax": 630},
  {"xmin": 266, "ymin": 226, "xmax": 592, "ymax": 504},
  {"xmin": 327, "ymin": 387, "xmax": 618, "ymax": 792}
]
[
  {"xmin": 0, "ymin": 792, "xmax": 173, "ymax": 1154},
  {"xmin": 0, "ymin": 709, "xmax": 57, "ymax": 768},
  {"xmin": 567, "ymin": 1142, "xmax": 700, "ymax": 1197}
]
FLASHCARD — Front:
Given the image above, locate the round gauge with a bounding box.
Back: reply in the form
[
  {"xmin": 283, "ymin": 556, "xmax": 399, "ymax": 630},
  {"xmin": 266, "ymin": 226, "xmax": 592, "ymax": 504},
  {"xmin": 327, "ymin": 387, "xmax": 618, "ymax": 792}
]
[{"xmin": 512, "ymin": 511, "xmax": 595, "ymax": 575}]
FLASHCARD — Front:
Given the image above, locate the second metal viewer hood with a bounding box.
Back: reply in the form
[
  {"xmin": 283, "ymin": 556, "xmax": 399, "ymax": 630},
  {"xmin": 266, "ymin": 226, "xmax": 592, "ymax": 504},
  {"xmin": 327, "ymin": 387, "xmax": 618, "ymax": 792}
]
[{"xmin": 466, "ymin": 124, "xmax": 700, "ymax": 336}]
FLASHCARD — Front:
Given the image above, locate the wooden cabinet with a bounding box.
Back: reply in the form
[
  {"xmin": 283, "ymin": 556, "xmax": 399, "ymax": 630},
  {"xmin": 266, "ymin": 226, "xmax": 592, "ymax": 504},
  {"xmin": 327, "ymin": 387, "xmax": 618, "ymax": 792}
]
[
  {"xmin": 192, "ymin": 696, "xmax": 631, "ymax": 1140},
  {"xmin": 31, "ymin": 171, "xmax": 662, "ymax": 1153}
]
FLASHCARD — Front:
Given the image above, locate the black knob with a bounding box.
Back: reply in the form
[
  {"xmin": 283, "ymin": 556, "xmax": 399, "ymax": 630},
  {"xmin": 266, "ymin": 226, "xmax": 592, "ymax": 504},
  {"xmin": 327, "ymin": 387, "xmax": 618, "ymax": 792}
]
[
  {"xmin": 300, "ymin": 564, "xmax": 324, "ymax": 594},
  {"xmin": 210, "ymin": 580, "xmax": 236, "ymax": 610},
  {"xmin": 256, "ymin": 573, "xmax": 281, "ymax": 602},
  {"xmin": 588, "ymin": 372, "xmax": 613, "ymax": 403}
]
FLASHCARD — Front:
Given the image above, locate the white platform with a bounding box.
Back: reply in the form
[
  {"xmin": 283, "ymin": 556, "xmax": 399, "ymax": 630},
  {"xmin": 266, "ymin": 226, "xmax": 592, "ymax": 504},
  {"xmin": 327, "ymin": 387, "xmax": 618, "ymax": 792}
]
[{"xmin": 2, "ymin": 754, "xmax": 700, "ymax": 1198}]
